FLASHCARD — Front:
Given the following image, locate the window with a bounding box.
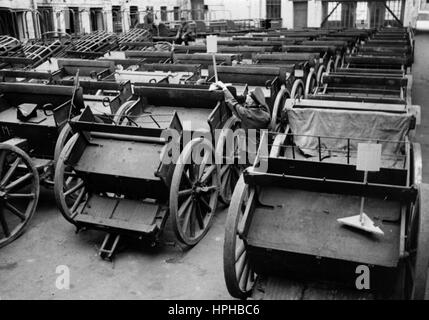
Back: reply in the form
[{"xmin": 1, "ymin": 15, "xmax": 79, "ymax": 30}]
[
  {"xmin": 65, "ymin": 7, "xmax": 79, "ymax": 34},
  {"xmin": 112, "ymin": 6, "xmax": 122, "ymax": 33},
  {"xmin": 266, "ymin": 0, "xmax": 281, "ymax": 19},
  {"xmin": 130, "ymin": 6, "xmax": 139, "ymax": 27},
  {"xmin": 328, "ymin": 2, "xmax": 342, "ymax": 21},
  {"xmin": 418, "ymin": 13, "xmax": 429, "ymax": 20},
  {"xmin": 173, "ymin": 7, "xmax": 180, "ymax": 21},
  {"xmin": 385, "ymin": 0, "xmax": 401, "ymax": 20},
  {"xmin": 356, "ymin": 2, "xmax": 368, "ymax": 21},
  {"xmin": 38, "ymin": 7, "xmax": 54, "ymax": 34},
  {"xmin": 90, "ymin": 8, "xmax": 104, "ymax": 32},
  {"xmin": 160, "ymin": 6, "xmax": 167, "ymax": 21}
]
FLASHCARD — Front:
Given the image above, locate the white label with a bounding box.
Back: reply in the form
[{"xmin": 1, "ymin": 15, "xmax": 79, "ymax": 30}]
[
  {"xmin": 294, "ymin": 69, "xmax": 304, "ymax": 78},
  {"xmin": 356, "ymin": 143, "xmax": 382, "ymax": 172},
  {"xmin": 206, "ymin": 35, "xmax": 218, "ymax": 53},
  {"xmin": 319, "ymin": 58, "xmax": 324, "ymax": 64}
]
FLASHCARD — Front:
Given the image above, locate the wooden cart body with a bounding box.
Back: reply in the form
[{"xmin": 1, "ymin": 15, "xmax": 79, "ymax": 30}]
[
  {"xmin": 56, "ymin": 84, "xmax": 233, "ymax": 258},
  {"xmin": 223, "ymin": 96, "xmax": 425, "ymax": 299}
]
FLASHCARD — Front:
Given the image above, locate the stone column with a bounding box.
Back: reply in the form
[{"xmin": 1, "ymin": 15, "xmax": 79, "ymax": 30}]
[
  {"xmin": 81, "ymin": 9, "xmax": 91, "ymax": 34},
  {"xmin": 122, "ymin": 6, "xmax": 130, "ymax": 32},
  {"xmin": 308, "ymin": 0, "xmax": 322, "ymax": 27},
  {"xmin": 104, "ymin": 8, "xmax": 113, "ymax": 33},
  {"xmin": 53, "ymin": 8, "xmax": 66, "ymax": 33},
  {"xmin": 282, "ymin": 0, "xmax": 294, "ymax": 28}
]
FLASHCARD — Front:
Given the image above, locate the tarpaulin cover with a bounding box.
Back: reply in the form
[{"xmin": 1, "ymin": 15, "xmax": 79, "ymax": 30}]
[{"xmin": 286, "ymin": 107, "xmax": 412, "ymax": 157}]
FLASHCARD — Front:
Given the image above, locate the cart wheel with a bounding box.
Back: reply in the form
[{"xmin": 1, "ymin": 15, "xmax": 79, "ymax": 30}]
[
  {"xmin": 316, "ymin": 65, "xmax": 326, "ymax": 86},
  {"xmin": 399, "ymin": 144, "xmax": 429, "ymax": 300},
  {"xmin": 270, "ymin": 86, "xmax": 291, "ymax": 132},
  {"xmin": 216, "ymin": 117, "xmax": 243, "ymax": 205},
  {"xmin": 304, "ymin": 69, "xmax": 317, "ymax": 99},
  {"xmin": 170, "ymin": 138, "xmax": 219, "ymax": 246},
  {"xmin": 224, "ymin": 175, "xmax": 256, "ymax": 299},
  {"xmin": 269, "ymin": 131, "xmax": 288, "ymax": 158},
  {"xmin": 334, "ymin": 55, "xmax": 342, "ymax": 71},
  {"xmin": 290, "ymin": 79, "xmax": 304, "ymax": 99},
  {"xmin": 54, "ymin": 123, "xmax": 73, "ymax": 166},
  {"xmin": 0, "ymin": 144, "xmax": 39, "ymax": 249},
  {"xmin": 398, "ymin": 184, "xmax": 428, "ymax": 299},
  {"xmin": 113, "ymin": 100, "xmax": 138, "ymax": 125},
  {"xmin": 54, "ymin": 133, "xmax": 87, "ymax": 224}
]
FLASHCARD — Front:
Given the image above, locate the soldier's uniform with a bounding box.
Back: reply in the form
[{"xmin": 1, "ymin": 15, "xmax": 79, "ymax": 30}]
[
  {"xmin": 175, "ymin": 20, "xmax": 192, "ymax": 45},
  {"xmin": 222, "ymin": 86, "xmax": 271, "ymax": 130}
]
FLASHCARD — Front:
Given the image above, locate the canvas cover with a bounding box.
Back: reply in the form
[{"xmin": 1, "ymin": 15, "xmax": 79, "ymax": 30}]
[{"xmin": 286, "ymin": 107, "xmax": 412, "ymax": 157}]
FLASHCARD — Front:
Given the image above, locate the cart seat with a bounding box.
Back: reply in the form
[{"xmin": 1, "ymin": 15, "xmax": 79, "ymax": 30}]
[{"xmin": 323, "ymin": 74, "xmax": 407, "ymax": 89}]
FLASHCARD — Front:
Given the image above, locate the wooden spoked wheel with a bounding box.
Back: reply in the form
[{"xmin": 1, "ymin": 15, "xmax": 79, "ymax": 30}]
[
  {"xmin": 334, "ymin": 55, "xmax": 342, "ymax": 71},
  {"xmin": 326, "ymin": 59, "xmax": 335, "ymax": 74},
  {"xmin": 290, "ymin": 79, "xmax": 304, "ymax": 99},
  {"xmin": 269, "ymin": 130, "xmax": 289, "ymax": 158},
  {"xmin": 54, "ymin": 133, "xmax": 87, "ymax": 225},
  {"xmin": 54, "ymin": 123, "xmax": 73, "ymax": 166},
  {"xmin": 113, "ymin": 100, "xmax": 138, "ymax": 125},
  {"xmin": 316, "ymin": 65, "xmax": 326, "ymax": 86},
  {"xmin": 304, "ymin": 69, "xmax": 317, "ymax": 99},
  {"xmin": 0, "ymin": 144, "xmax": 39, "ymax": 248},
  {"xmin": 397, "ymin": 189, "xmax": 426, "ymax": 300},
  {"xmin": 402, "ymin": 144, "xmax": 429, "ymax": 300},
  {"xmin": 223, "ymin": 175, "xmax": 256, "ymax": 299},
  {"xmin": 216, "ymin": 117, "xmax": 243, "ymax": 205},
  {"xmin": 170, "ymin": 138, "xmax": 219, "ymax": 246},
  {"xmin": 270, "ymin": 86, "xmax": 291, "ymax": 132}
]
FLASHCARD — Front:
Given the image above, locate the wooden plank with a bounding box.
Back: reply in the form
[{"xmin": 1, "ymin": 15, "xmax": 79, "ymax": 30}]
[
  {"xmin": 114, "ymin": 199, "xmax": 159, "ymax": 225},
  {"xmin": 74, "ymin": 138, "xmax": 164, "ymax": 180},
  {"xmin": 246, "ymin": 187, "xmax": 401, "ymax": 267},
  {"xmin": 286, "ymin": 98, "xmax": 407, "ymax": 113},
  {"xmin": 75, "ymin": 212, "xmax": 156, "ymax": 234}
]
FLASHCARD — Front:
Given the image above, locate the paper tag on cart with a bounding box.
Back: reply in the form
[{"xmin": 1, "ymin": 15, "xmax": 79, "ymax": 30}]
[
  {"xmin": 294, "ymin": 69, "xmax": 304, "ymax": 78},
  {"xmin": 207, "ymin": 35, "xmax": 218, "ymax": 53},
  {"xmin": 356, "ymin": 143, "xmax": 382, "ymax": 172},
  {"xmin": 319, "ymin": 58, "xmax": 324, "ymax": 64}
]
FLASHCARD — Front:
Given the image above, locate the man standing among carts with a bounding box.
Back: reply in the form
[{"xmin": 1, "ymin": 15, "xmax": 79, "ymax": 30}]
[
  {"xmin": 175, "ymin": 17, "xmax": 193, "ymax": 45},
  {"xmin": 211, "ymin": 81, "xmax": 271, "ymax": 169},
  {"xmin": 212, "ymin": 81, "xmax": 271, "ymax": 130}
]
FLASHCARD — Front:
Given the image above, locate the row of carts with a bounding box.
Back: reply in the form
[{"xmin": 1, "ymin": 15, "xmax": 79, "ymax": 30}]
[{"xmin": 0, "ymin": 25, "xmax": 427, "ymax": 299}]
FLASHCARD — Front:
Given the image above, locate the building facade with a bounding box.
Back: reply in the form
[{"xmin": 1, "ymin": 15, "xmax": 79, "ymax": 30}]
[{"xmin": 0, "ymin": 0, "xmax": 423, "ymax": 40}]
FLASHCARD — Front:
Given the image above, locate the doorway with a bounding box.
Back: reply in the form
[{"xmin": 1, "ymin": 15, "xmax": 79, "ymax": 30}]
[{"xmin": 294, "ymin": 1, "xmax": 308, "ymax": 28}]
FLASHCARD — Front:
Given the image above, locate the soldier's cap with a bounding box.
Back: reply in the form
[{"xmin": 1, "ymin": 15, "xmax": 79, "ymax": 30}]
[{"xmin": 249, "ymin": 87, "xmax": 267, "ymax": 107}]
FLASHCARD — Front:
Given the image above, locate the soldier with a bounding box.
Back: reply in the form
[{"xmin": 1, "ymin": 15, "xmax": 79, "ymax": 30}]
[
  {"xmin": 212, "ymin": 81, "xmax": 271, "ymax": 130},
  {"xmin": 175, "ymin": 17, "xmax": 192, "ymax": 45}
]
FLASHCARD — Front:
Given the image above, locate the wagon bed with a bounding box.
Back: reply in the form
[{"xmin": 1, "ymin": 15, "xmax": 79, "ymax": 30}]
[{"xmin": 246, "ymin": 187, "xmax": 401, "ymax": 267}]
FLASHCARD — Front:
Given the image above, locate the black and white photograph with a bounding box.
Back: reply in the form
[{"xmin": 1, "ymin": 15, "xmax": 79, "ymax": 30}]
[{"xmin": 0, "ymin": 0, "xmax": 428, "ymax": 307}]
